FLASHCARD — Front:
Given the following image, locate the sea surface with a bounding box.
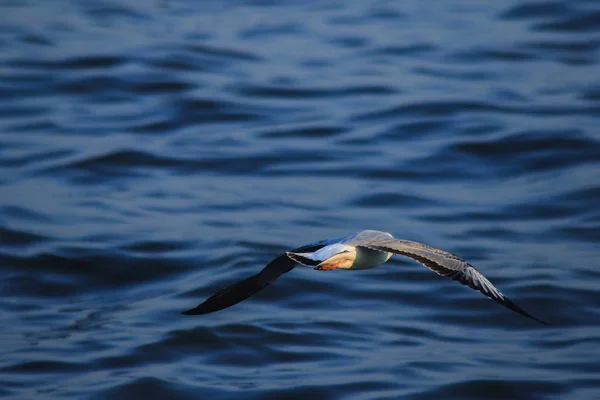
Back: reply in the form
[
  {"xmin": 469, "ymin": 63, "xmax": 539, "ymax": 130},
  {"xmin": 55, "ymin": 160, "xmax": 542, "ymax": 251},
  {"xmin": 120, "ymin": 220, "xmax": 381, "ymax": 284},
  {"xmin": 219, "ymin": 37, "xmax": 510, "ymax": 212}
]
[{"xmin": 1, "ymin": 1, "xmax": 600, "ymax": 399}]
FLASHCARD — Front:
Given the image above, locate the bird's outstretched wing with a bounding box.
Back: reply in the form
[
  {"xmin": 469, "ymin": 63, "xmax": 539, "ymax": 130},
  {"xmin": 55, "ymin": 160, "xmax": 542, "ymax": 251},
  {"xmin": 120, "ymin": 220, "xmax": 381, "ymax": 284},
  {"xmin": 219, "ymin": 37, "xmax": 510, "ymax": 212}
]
[
  {"xmin": 181, "ymin": 254, "xmax": 295, "ymax": 315},
  {"xmin": 361, "ymin": 239, "xmax": 548, "ymax": 325},
  {"xmin": 182, "ymin": 242, "xmax": 327, "ymax": 315}
]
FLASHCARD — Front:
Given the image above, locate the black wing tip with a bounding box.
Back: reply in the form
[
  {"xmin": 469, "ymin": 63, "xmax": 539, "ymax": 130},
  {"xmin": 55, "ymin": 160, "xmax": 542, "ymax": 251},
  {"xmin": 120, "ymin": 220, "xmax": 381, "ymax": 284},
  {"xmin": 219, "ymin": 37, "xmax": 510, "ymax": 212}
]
[
  {"xmin": 181, "ymin": 307, "xmax": 212, "ymax": 316},
  {"xmin": 518, "ymin": 311, "xmax": 551, "ymax": 326},
  {"xmin": 526, "ymin": 313, "xmax": 552, "ymax": 326},
  {"xmin": 500, "ymin": 296, "xmax": 551, "ymax": 326},
  {"xmin": 180, "ymin": 295, "xmax": 241, "ymax": 315}
]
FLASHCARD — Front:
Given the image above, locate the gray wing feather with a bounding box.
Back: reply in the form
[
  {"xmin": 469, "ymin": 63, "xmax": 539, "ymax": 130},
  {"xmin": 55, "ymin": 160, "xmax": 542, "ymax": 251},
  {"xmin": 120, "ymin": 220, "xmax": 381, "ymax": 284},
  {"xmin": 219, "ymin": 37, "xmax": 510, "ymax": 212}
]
[{"xmin": 361, "ymin": 239, "xmax": 547, "ymax": 325}]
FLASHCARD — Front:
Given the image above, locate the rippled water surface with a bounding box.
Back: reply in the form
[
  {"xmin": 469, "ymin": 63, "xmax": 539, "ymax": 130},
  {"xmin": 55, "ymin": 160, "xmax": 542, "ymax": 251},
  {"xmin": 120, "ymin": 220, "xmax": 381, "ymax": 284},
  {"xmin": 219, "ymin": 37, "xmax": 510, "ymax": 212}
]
[{"xmin": 1, "ymin": 1, "xmax": 600, "ymax": 399}]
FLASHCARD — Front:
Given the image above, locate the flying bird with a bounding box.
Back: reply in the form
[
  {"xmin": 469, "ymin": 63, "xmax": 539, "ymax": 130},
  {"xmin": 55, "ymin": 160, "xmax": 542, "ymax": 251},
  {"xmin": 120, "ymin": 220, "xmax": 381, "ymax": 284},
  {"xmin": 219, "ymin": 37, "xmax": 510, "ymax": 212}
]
[{"xmin": 182, "ymin": 230, "xmax": 547, "ymax": 324}]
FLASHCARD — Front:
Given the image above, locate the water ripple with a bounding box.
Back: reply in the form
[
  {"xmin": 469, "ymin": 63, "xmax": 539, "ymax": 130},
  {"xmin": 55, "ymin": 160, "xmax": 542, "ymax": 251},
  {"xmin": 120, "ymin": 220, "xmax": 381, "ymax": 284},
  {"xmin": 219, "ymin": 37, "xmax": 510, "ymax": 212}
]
[{"xmin": 1, "ymin": 0, "xmax": 599, "ymax": 399}]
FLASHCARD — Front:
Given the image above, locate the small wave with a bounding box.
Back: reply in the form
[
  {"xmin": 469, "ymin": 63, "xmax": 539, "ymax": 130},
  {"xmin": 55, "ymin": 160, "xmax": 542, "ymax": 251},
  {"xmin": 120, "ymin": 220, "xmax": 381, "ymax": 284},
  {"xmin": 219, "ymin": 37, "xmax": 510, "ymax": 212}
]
[
  {"xmin": 0, "ymin": 226, "xmax": 46, "ymax": 247},
  {"xmin": 500, "ymin": 2, "xmax": 573, "ymax": 20},
  {"xmin": 350, "ymin": 192, "xmax": 440, "ymax": 208},
  {"xmin": 235, "ymin": 83, "xmax": 396, "ymax": 99}
]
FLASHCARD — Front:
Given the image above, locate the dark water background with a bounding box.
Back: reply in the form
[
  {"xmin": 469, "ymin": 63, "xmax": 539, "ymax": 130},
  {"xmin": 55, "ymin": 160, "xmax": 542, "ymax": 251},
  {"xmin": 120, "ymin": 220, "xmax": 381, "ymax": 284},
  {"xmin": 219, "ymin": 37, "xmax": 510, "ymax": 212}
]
[{"xmin": 1, "ymin": 1, "xmax": 600, "ymax": 399}]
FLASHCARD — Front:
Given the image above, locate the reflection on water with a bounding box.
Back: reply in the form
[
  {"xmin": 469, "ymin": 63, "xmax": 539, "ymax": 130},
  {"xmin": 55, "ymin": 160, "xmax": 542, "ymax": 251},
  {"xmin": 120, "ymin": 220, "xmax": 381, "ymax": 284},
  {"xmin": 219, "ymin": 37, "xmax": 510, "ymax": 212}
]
[{"xmin": 1, "ymin": 1, "xmax": 599, "ymax": 399}]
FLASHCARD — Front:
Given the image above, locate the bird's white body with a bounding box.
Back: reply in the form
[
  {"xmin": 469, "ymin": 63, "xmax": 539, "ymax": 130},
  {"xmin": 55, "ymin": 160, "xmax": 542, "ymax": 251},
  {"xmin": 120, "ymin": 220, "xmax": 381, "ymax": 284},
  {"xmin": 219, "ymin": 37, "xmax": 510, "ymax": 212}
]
[
  {"xmin": 288, "ymin": 244, "xmax": 393, "ymax": 270},
  {"xmin": 287, "ymin": 230, "xmax": 394, "ymax": 270}
]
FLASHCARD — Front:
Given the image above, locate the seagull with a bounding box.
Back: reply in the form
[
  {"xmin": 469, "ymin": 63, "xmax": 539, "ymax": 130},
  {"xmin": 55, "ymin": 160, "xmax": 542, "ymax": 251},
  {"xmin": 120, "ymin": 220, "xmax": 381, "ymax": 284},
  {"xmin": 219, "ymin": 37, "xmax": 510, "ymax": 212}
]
[{"xmin": 182, "ymin": 230, "xmax": 547, "ymax": 324}]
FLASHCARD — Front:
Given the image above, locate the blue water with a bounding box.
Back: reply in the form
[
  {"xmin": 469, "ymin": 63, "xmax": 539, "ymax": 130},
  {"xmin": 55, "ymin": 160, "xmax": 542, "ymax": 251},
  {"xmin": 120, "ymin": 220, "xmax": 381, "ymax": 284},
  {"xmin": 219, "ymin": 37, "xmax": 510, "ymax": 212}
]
[{"xmin": 1, "ymin": 0, "xmax": 600, "ymax": 399}]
